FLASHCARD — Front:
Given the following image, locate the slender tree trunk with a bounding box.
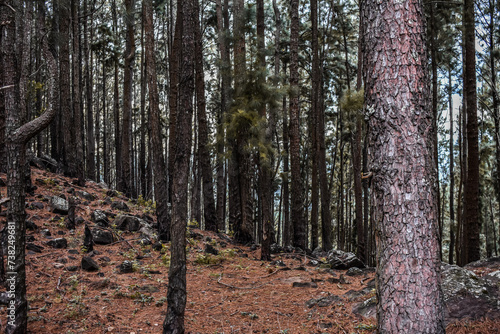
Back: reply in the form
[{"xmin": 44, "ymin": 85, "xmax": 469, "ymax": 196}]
[
  {"xmin": 449, "ymin": 67, "xmax": 455, "ymax": 264},
  {"xmin": 139, "ymin": 14, "xmax": 147, "ymax": 198},
  {"xmin": 143, "ymin": 0, "xmax": 170, "ymax": 244},
  {"xmin": 362, "ymin": 0, "xmax": 445, "ymax": 331},
  {"xmin": 463, "ymin": 0, "xmax": 480, "ymax": 264},
  {"xmin": 112, "ymin": 0, "xmax": 121, "ymax": 189},
  {"xmin": 120, "ymin": 0, "xmax": 136, "ymax": 198},
  {"xmin": 194, "ymin": 0, "xmax": 217, "ymax": 232},
  {"xmin": 290, "ymin": 0, "xmax": 305, "ymax": 250},
  {"xmin": 168, "ymin": 0, "xmax": 182, "ymax": 208},
  {"xmin": 72, "ymin": 0, "xmax": 84, "ymax": 186},
  {"xmin": 84, "ymin": 0, "xmax": 95, "ymax": 181},
  {"xmin": 164, "ymin": 0, "xmax": 194, "ymax": 330}
]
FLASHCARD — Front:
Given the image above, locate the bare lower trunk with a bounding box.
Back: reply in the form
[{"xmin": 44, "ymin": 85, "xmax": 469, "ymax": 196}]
[{"xmin": 362, "ymin": 0, "xmax": 445, "ymax": 332}]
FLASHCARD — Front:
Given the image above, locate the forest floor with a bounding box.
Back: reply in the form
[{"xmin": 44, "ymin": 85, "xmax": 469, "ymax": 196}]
[{"xmin": 0, "ymin": 167, "xmax": 499, "ymax": 333}]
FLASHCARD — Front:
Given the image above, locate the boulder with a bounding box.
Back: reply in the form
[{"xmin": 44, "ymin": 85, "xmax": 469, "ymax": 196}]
[
  {"xmin": 50, "ymin": 196, "xmax": 69, "ymax": 215},
  {"xmin": 26, "ymin": 243, "xmax": 44, "ymax": 253},
  {"xmin": 91, "ymin": 228, "xmax": 114, "ymax": 245},
  {"xmin": 115, "ymin": 215, "xmax": 142, "ymax": 232},
  {"xmin": 205, "ymin": 244, "xmax": 219, "ymax": 255},
  {"xmin": 327, "ymin": 249, "xmax": 365, "ymax": 269},
  {"xmin": 81, "ymin": 256, "xmax": 99, "ymax": 271},
  {"xmin": 91, "ymin": 210, "xmax": 109, "ymax": 227}
]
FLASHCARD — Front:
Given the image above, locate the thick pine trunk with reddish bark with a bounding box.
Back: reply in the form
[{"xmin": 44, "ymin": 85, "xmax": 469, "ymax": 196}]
[{"xmin": 362, "ymin": 0, "xmax": 445, "ymax": 332}]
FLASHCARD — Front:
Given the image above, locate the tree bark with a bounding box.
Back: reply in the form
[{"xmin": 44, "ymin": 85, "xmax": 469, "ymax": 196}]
[
  {"xmin": 362, "ymin": 0, "xmax": 445, "ymax": 332},
  {"xmin": 463, "ymin": 0, "xmax": 480, "ymax": 264},
  {"xmin": 2, "ymin": 2, "xmax": 57, "ymax": 331},
  {"xmin": 143, "ymin": 0, "xmax": 170, "ymax": 244},
  {"xmin": 120, "ymin": 0, "xmax": 136, "ymax": 198},
  {"xmin": 194, "ymin": 0, "xmax": 217, "ymax": 232},
  {"xmin": 290, "ymin": 0, "xmax": 305, "ymax": 250},
  {"xmin": 164, "ymin": 0, "xmax": 194, "ymax": 330},
  {"xmin": 84, "ymin": 0, "xmax": 96, "ymax": 181}
]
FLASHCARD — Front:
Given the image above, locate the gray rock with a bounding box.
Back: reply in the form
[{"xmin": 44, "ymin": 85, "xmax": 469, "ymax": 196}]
[
  {"xmin": 306, "ymin": 295, "xmax": 342, "ymax": 308},
  {"xmin": 292, "ymin": 281, "xmax": 318, "ymax": 288},
  {"xmin": 115, "ymin": 214, "xmax": 142, "ymax": 232},
  {"xmin": 91, "ymin": 228, "xmax": 114, "ymax": 245},
  {"xmin": 327, "ymin": 249, "xmax": 365, "ymax": 269},
  {"xmin": 139, "ymin": 224, "xmax": 156, "ymax": 240},
  {"xmin": 81, "ymin": 256, "xmax": 99, "ymax": 271},
  {"xmin": 46, "ymin": 238, "xmax": 68, "ymax": 249},
  {"xmin": 346, "ymin": 267, "xmax": 364, "ymax": 276},
  {"xmin": 76, "ymin": 191, "xmax": 95, "ymax": 202},
  {"xmin": 111, "ymin": 201, "xmax": 129, "ymax": 212},
  {"xmin": 50, "ymin": 196, "xmax": 69, "ymax": 214},
  {"xmin": 441, "ymin": 264, "xmax": 488, "ymax": 302},
  {"xmin": 119, "ymin": 260, "xmax": 134, "ymax": 273},
  {"xmin": 66, "ymin": 265, "xmax": 79, "ymax": 272},
  {"xmin": 91, "ymin": 210, "xmax": 109, "ymax": 227}
]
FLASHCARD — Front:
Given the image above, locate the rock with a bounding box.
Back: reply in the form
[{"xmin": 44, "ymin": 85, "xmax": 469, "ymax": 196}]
[
  {"xmin": 138, "ymin": 238, "xmax": 152, "ymax": 246},
  {"xmin": 205, "ymin": 244, "xmax": 219, "ymax": 255},
  {"xmin": 292, "ymin": 281, "xmax": 318, "ymax": 288},
  {"xmin": 307, "ymin": 259, "xmax": 321, "ymax": 267},
  {"xmin": 81, "ymin": 256, "xmax": 99, "ymax": 271},
  {"xmin": 91, "ymin": 210, "xmax": 109, "ymax": 227},
  {"xmin": 84, "ymin": 224, "xmax": 94, "ymax": 252},
  {"xmin": 250, "ymin": 244, "xmax": 258, "ymax": 251},
  {"xmin": 271, "ymin": 260, "xmax": 286, "ymax": 267},
  {"xmin": 139, "ymin": 224, "xmax": 156, "ymax": 240},
  {"xmin": 152, "ymin": 241, "xmax": 163, "ymax": 251},
  {"xmin": 56, "ymin": 257, "xmax": 68, "ymax": 264},
  {"xmin": 306, "ymin": 295, "xmax": 342, "ymax": 308},
  {"xmin": 346, "ymin": 267, "xmax": 364, "ymax": 276},
  {"xmin": 26, "ymin": 220, "xmax": 38, "ymax": 230},
  {"xmin": 327, "ymin": 250, "xmax": 365, "ymax": 270},
  {"xmin": 441, "ymin": 264, "xmax": 488, "ymax": 302},
  {"xmin": 53, "ymin": 263, "xmax": 65, "ymax": 269},
  {"xmin": 46, "ymin": 238, "xmax": 68, "ymax": 249},
  {"xmin": 26, "ymin": 243, "xmax": 44, "ymax": 253},
  {"xmin": 29, "ymin": 202, "xmax": 45, "ymax": 210},
  {"xmin": 50, "ymin": 196, "xmax": 69, "ymax": 214},
  {"xmin": 41, "ymin": 229, "xmax": 51, "ymax": 237},
  {"xmin": 115, "ymin": 215, "xmax": 142, "ymax": 232},
  {"xmin": 26, "ymin": 235, "xmax": 35, "ymax": 242},
  {"xmin": 75, "ymin": 216, "xmax": 85, "ymax": 225},
  {"xmin": 91, "ymin": 228, "xmax": 114, "ymax": 245},
  {"xmin": 68, "ymin": 249, "xmax": 79, "ymax": 255},
  {"xmin": 106, "ymin": 189, "xmax": 118, "ymax": 197},
  {"xmin": 111, "ymin": 201, "xmax": 129, "ymax": 212},
  {"xmin": 119, "ymin": 260, "xmax": 134, "ymax": 273},
  {"xmin": 283, "ymin": 245, "xmax": 295, "ymax": 253},
  {"xmin": 66, "ymin": 266, "xmax": 79, "ymax": 272},
  {"xmin": 189, "ymin": 230, "xmax": 203, "ymax": 240},
  {"xmin": 352, "ymin": 296, "xmax": 377, "ymax": 319},
  {"xmin": 76, "ymin": 191, "xmax": 95, "ymax": 202}
]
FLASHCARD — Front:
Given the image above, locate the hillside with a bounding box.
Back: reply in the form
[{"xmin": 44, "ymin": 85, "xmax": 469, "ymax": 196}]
[{"xmin": 0, "ymin": 168, "xmax": 499, "ymax": 333}]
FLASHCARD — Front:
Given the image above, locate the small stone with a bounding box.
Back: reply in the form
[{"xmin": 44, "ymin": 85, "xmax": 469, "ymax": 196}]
[
  {"xmin": 53, "ymin": 263, "xmax": 65, "ymax": 269},
  {"xmin": 81, "ymin": 256, "xmax": 99, "ymax": 271},
  {"xmin": 111, "ymin": 201, "xmax": 130, "ymax": 212},
  {"xmin": 41, "ymin": 229, "xmax": 51, "ymax": 237},
  {"xmin": 26, "ymin": 243, "xmax": 44, "ymax": 253},
  {"xmin": 26, "ymin": 220, "xmax": 38, "ymax": 230},
  {"xmin": 66, "ymin": 266, "xmax": 79, "ymax": 272},
  {"xmin": 68, "ymin": 249, "xmax": 79, "ymax": 255},
  {"xmin": 119, "ymin": 260, "xmax": 134, "ymax": 273},
  {"xmin": 152, "ymin": 241, "xmax": 163, "ymax": 251},
  {"xmin": 50, "ymin": 196, "xmax": 69, "ymax": 214},
  {"xmin": 115, "ymin": 215, "xmax": 142, "ymax": 232},
  {"xmin": 76, "ymin": 191, "xmax": 95, "ymax": 201},
  {"xmin": 56, "ymin": 257, "xmax": 68, "ymax": 264},
  {"xmin": 292, "ymin": 282, "xmax": 318, "ymax": 288},
  {"xmin": 30, "ymin": 202, "xmax": 45, "ymax": 210},
  {"xmin": 346, "ymin": 267, "xmax": 364, "ymax": 276},
  {"xmin": 205, "ymin": 244, "xmax": 219, "ymax": 255},
  {"xmin": 46, "ymin": 238, "xmax": 68, "ymax": 249}
]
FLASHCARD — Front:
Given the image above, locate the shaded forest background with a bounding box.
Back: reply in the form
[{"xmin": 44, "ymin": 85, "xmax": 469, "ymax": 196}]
[{"xmin": 1, "ymin": 0, "xmax": 500, "ymax": 269}]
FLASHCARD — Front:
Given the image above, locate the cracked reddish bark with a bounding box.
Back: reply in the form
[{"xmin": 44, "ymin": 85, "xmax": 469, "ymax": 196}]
[{"xmin": 362, "ymin": 0, "xmax": 445, "ymax": 332}]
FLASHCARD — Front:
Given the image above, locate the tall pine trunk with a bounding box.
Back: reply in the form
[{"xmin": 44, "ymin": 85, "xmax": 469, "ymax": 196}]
[{"xmin": 362, "ymin": 0, "xmax": 445, "ymax": 331}]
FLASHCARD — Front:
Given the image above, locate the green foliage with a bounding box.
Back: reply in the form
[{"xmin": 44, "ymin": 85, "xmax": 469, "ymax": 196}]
[
  {"xmin": 194, "ymin": 254, "xmax": 222, "ymax": 265},
  {"xmin": 340, "ymin": 89, "xmax": 364, "ymax": 114}
]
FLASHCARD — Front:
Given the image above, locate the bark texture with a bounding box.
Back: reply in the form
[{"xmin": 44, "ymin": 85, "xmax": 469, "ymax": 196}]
[
  {"xmin": 143, "ymin": 0, "xmax": 170, "ymax": 243},
  {"xmin": 164, "ymin": 0, "xmax": 195, "ymax": 330},
  {"xmin": 362, "ymin": 0, "xmax": 445, "ymax": 332},
  {"xmin": 290, "ymin": 0, "xmax": 305, "ymax": 250}
]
